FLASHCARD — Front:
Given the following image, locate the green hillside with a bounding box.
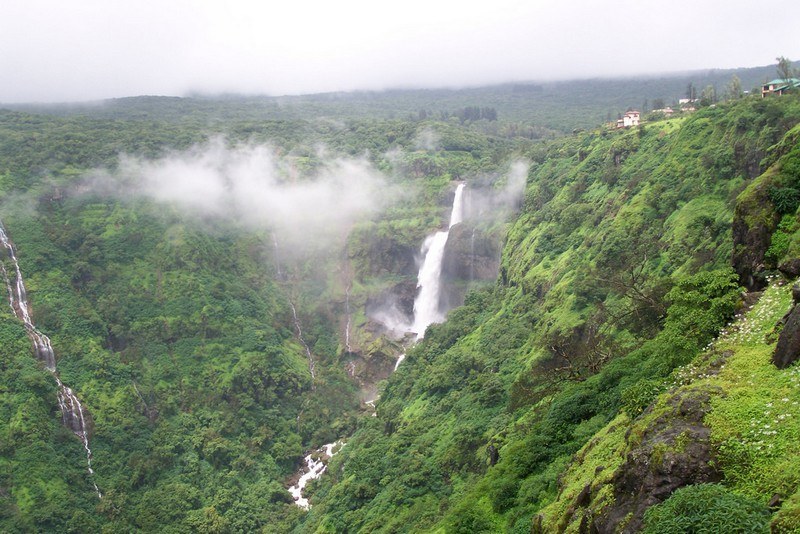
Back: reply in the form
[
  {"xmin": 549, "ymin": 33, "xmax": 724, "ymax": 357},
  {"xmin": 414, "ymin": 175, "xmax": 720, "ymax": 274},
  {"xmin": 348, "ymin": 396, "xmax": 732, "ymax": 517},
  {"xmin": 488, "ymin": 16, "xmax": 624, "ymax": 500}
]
[
  {"xmin": 303, "ymin": 95, "xmax": 800, "ymax": 533},
  {"xmin": 2, "ymin": 78, "xmax": 800, "ymax": 533}
]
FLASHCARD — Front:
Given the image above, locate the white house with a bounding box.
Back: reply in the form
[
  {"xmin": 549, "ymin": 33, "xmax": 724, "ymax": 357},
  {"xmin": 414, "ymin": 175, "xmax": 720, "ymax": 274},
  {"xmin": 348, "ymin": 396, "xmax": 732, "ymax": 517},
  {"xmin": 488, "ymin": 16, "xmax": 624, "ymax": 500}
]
[{"xmin": 617, "ymin": 110, "xmax": 640, "ymax": 128}]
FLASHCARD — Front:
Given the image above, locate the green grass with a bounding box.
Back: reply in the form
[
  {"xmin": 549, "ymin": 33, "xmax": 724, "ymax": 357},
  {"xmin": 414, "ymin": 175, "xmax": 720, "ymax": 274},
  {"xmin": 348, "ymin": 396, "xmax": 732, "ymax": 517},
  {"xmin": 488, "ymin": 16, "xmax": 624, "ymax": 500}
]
[{"xmin": 705, "ymin": 281, "xmax": 800, "ymax": 503}]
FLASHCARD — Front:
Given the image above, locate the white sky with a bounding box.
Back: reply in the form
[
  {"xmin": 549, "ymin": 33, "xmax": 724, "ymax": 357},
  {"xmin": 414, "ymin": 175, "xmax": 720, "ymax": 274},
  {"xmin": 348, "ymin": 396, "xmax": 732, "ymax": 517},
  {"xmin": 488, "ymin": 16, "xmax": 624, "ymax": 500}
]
[{"xmin": 1, "ymin": 0, "xmax": 799, "ymax": 103}]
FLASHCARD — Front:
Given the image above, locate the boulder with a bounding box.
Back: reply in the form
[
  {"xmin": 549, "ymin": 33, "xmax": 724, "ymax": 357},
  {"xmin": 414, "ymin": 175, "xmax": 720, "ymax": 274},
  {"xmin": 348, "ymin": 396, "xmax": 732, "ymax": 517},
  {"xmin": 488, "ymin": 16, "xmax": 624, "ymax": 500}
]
[
  {"xmin": 773, "ymin": 304, "xmax": 800, "ymax": 369},
  {"xmin": 592, "ymin": 387, "xmax": 722, "ymax": 533},
  {"xmin": 779, "ymin": 258, "xmax": 800, "ymax": 278}
]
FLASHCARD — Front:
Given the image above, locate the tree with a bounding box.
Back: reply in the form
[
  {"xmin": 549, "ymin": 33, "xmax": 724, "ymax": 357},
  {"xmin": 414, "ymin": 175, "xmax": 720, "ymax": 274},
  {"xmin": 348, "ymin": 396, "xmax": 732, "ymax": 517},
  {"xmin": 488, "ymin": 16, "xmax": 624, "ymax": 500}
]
[
  {"xmin": 725, "ymin": 75, "xmax": 743, "ymax": 100},
  {"xmin": 699, "ymin": 84, "xmax": 717, "ymax": 106},
  {"xmin": 686, "ymin": 82, "xmax": 697, "ymax": 101},
  {"xmin": 777, "ymin": 56, "xmax": 797, "ymax": 81}
]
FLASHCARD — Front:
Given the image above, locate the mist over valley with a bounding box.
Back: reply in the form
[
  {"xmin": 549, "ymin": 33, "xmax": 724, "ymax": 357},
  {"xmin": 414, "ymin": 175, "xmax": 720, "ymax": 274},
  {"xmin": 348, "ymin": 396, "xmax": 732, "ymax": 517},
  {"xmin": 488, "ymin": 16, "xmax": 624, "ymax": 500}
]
[{"xmin": 3, "ymin": 1, "xmax": 800, "ymax": 531}]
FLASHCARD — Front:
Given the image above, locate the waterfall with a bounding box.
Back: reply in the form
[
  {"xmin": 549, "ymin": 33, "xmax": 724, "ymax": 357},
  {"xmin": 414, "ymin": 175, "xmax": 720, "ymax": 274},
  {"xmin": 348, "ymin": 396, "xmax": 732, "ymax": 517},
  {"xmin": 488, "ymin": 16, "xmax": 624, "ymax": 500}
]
[
  {"xmin": 289, "ymin": 440, "xmax": 344, "ymax": 509},
  {"xmin": 344, "ymin": 284, "xmax": 353, "ymax": 354},
  {"xmin": 288, "ymin": 184, "xmax": 465, "ymax": 503},
  {"xmin": 410, "ymin": 183, "xmax": 465, "ymax": 339},
  {"xmin": 272, "ymin": 232, "xmax": 283, "ymax": 280},
  {"xmin": 0, "ymin": 223, "xmax": 101, "ymax": 498},
  {"xmin": 289, "ymin": 301, "xmax": 316, "ymax": 382}
]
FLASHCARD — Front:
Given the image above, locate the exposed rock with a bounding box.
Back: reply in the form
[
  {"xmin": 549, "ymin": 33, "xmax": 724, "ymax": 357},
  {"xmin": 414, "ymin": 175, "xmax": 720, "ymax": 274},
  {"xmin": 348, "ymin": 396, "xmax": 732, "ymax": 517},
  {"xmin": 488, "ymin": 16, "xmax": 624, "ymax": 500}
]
[
  {"xmin": 591, "ymin": 387, "xmax": 723, "ymax": 533},
  {"xmin": 773, "ymin": 304, "xmax": 800, "ymax": 369},
  {"xmin": 779, "ymin": 258, "xmax": 800, "ymax": 278},
  {"xmin": 743, "ymin": 291, "xmax": 764, "ymax": 309},
  {"xmin": 343, "ymin": 333, "xmax": 404, "ymax": 402},
  {"xmin": 440, "ymin": 223, "xmax": 501, "ymax": 311},
  {"xmin": 575, "ymin": 484, "xmax": 592, "ymax": 507},
  {"xmin": 793, "ymin": 284, "xmax": 800, "ymax": 305},
  {"xmin": 487, "ymin": 444, "xmax": 499, "ymax": 466},
  {"xmin": 365, "ymin": 279, "xmax": 417, "ymax": 332},
  {"xmin": 441, "ymin": 223, "xmax": 501, "ymax": 283},
  {"xmin": 731, "ymin": 181, "xmax": 779, "ymax": 290},
  {"xmin": 352, "ymin": 235, "xmax": 418, "ymax": 280}
]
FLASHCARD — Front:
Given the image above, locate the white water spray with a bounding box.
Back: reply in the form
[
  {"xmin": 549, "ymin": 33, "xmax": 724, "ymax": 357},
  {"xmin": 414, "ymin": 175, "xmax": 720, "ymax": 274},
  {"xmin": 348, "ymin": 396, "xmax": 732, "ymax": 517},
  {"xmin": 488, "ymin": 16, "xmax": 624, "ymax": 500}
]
[
  {"xmin": 0, "ymin": 223, "xmax": 101, "ymax": 498},
  {"xmin": 410, "ymin": 183, "xmax": 465, "ymax": 339},
  {"xmin": 289, "ymin": 185, "xmax": 466, "ymax": 505},
  {"xmin": 289, "ymin": 440, "xmax": 344, "ymax": 509}
]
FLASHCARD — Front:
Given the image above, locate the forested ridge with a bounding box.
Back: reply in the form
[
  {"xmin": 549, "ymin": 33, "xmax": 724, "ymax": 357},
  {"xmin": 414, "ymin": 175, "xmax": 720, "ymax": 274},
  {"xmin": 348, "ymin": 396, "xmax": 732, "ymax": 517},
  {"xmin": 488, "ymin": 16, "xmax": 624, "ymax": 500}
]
[
  {"xmin": 1, "ymin": 82, "xmax": 800, "ymax": 533},
  {"xmin": 304, "ymin": 95, "xmax": 800, "ymax": 533}
]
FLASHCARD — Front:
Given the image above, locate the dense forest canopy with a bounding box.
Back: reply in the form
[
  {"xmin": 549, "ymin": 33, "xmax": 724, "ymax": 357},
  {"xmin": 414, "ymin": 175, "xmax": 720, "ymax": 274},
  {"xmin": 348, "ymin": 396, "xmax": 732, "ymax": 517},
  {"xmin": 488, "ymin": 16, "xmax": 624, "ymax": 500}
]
[{"xmin": 2, "ymin": 66, "xmax": 800, "ymax": 533}]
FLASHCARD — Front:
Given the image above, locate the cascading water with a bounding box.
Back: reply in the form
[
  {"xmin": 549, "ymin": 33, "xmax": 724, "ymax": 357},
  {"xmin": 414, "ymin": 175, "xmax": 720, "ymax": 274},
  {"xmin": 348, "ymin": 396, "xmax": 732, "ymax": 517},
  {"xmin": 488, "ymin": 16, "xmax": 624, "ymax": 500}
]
[
  {"xmin": 288, "ymin": 441, "xmax": 344, "ymax": 509},
  {"xmin": 344, "ymin": 283, "xmax": 353, "ymax": 354},
  {"xmin": 272, "ymin": 232, "xmax": 284, "ymax": 280},
  {"xmin": 0, "ymin": 223, "xmax": 101, "ymax": 498},
  {"xmin": 410, "ymin": 183, "xmax": 465, "ymax": 339},
  {"xmin": 289, "ymin": 301, "xmax": 316, "ymax": 381},
  {"xmin": 290, "ymin": 184, "xmax": 466, "ymax": 506},
  {"xmin": 272, "ymin": 233, "xmax": 316, "ymax": 381}
]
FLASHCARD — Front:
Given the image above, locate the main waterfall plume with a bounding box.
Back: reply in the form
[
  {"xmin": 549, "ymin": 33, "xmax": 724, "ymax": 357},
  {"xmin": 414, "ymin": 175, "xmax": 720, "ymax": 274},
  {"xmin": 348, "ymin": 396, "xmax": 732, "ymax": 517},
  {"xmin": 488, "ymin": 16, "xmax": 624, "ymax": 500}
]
[{"xmin": 410, "ymin": 183, "xmax": 465, "ymax": 339}]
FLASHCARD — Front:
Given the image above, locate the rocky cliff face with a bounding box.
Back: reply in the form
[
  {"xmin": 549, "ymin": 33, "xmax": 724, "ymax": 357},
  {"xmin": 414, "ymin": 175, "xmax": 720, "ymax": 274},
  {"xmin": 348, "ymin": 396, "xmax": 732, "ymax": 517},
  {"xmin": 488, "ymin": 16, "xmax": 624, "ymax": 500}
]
[
  {"xmin": 594, "ymin": 387, "xmax": 722, "ymax": 533},
  {"xmin": 440, "ymin": 222, "xmax": 501, "ymax": 311},
  {"xmin": 731, "ymin": 182, "xmax": 778, "ymax": 290},
  {"xmin": 773, "ymin": 284, "xmax": 800, "ymax": 369}
]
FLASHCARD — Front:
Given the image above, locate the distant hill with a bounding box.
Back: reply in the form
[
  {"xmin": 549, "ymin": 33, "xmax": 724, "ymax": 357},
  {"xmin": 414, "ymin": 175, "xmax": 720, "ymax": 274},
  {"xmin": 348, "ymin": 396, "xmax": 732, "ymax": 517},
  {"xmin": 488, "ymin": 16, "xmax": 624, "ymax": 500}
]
[{"xmin": 3, "ymin": 62, "xmax": 793, "ymax": 132}]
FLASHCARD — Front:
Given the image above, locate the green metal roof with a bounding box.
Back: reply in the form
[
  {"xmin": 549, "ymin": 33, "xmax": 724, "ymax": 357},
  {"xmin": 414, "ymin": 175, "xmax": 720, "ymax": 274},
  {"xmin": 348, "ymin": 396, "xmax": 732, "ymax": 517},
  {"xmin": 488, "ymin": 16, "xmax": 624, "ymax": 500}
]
[{"xmin": 765, "ymin": 78, "xmax": 800, "ymax": 86}]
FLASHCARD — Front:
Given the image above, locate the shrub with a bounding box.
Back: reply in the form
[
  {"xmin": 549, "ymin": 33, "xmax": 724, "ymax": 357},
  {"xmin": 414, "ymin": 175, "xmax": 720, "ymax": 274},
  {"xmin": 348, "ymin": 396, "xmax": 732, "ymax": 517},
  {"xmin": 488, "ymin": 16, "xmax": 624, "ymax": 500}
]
[
  {"xmin": 620, "ymin": 378, "xmax": 665, "ymax": 417},
  {"xmin": 768, "ymin": 186, "xmax": 800, "ymax": 215},
  {"xmin": 642, "ymin": 484, "xmax": 770, "ymax": 533}
]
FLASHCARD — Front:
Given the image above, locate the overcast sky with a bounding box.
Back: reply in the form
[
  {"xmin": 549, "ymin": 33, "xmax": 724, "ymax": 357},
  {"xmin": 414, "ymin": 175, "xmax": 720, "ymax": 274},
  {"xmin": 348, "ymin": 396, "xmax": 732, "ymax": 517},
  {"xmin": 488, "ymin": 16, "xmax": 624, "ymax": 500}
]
[{"xmin": 2, "ymin": 0, "xmax": 799, "ymax": 103}]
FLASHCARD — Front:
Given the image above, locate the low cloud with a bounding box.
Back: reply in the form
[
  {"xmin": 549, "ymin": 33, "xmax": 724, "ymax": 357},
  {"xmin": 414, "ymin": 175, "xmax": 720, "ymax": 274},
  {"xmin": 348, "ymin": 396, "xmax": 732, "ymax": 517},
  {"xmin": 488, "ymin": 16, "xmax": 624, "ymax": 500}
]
[
  {"xmin": 464, "ymin": 160, "xmax": 528, "ymax": 221},
  {"xmin": 89, "ymin": 137, "xmax": 395, "ymax": 253},
  {"xmin": 413, "ymin": 128, "xmax": 440, "ymax": 151}
]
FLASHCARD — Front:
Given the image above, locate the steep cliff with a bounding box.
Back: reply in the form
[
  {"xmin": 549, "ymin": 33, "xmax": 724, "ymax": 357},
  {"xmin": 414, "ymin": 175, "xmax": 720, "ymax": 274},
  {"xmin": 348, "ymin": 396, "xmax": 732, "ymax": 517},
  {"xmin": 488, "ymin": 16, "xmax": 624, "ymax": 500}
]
[{"xmin": 306, "ymin": 96, "xmax": 800, "ymax": 533}]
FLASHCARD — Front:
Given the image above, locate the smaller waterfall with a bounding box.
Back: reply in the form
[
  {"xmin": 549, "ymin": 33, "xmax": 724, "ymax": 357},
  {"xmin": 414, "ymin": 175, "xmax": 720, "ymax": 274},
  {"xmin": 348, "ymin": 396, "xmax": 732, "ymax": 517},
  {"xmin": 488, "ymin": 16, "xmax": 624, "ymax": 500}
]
[
  {"xmin": 289, "ymin": 441, "xmax": 344, "ymax": 509},
  {"xmin": 0, "ymin": 223, "xmax": 100, "ymax": 498},
  {"xmin": 289, "ymin": 301, "xmax": 316, "ymax": 381},
  {"xmin": 272, "ymin": 232, "xmax": 284, "ymax": 280},
  {"xmin": 344, "ymin": 284, "xmax": 353, "ymax": 354},
  {"xmin": 410, "ymin": 183, "xmax": 465, "ymax": 339}
]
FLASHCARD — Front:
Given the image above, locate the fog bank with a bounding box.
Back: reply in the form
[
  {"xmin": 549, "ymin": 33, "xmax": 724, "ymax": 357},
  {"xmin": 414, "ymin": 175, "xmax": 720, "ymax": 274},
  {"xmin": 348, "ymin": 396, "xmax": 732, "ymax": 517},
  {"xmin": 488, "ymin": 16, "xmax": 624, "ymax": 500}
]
[{"xmin": 91, "ymin": 138, "xmax": 395, "ymax": 252}]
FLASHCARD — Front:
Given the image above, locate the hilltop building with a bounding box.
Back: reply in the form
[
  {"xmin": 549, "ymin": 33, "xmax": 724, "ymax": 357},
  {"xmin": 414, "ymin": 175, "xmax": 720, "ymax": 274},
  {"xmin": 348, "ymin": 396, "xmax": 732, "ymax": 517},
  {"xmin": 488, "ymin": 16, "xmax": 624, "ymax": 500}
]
[
  {"xmin": 762, "ymin": 78, "xmax": 800, "ymax": 97},
  {"xmin": 616, "ymin": 110, "xmax": 640, "ymax": 128}
]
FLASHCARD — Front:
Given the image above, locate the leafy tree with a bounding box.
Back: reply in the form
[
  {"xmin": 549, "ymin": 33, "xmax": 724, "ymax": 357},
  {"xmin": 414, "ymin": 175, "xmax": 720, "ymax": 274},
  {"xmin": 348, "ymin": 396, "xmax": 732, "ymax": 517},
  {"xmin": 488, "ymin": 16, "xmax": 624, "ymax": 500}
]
[
  {"xmin": 777, "ymin": 56, "xmax": 798, "ymax": 81},
  {"xmin": 699, "ymin": 84, "xmax": 717, "ymax": 106},
  {"xmin": 686, "ymin": 82, "xmax": 696, "ymax": 101},
  {"xmin": 726, "ymin": 74, "xmax": 743, "ymax": 100}
]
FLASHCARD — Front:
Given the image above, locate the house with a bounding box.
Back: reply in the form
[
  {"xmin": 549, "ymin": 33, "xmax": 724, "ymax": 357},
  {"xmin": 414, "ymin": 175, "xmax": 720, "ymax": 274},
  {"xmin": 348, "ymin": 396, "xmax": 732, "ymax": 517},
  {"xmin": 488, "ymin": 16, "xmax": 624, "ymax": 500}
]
[
  {"xmin": 652, "ymin": 107, "xmax": 674, "ymax": 116},
  {"xmin": 616, "ymin": 110, "xmax": 640, "ymax": 128},
  {"xmin": 762, "ymin": 78, "xmax": 800, "ymax": 97}
]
